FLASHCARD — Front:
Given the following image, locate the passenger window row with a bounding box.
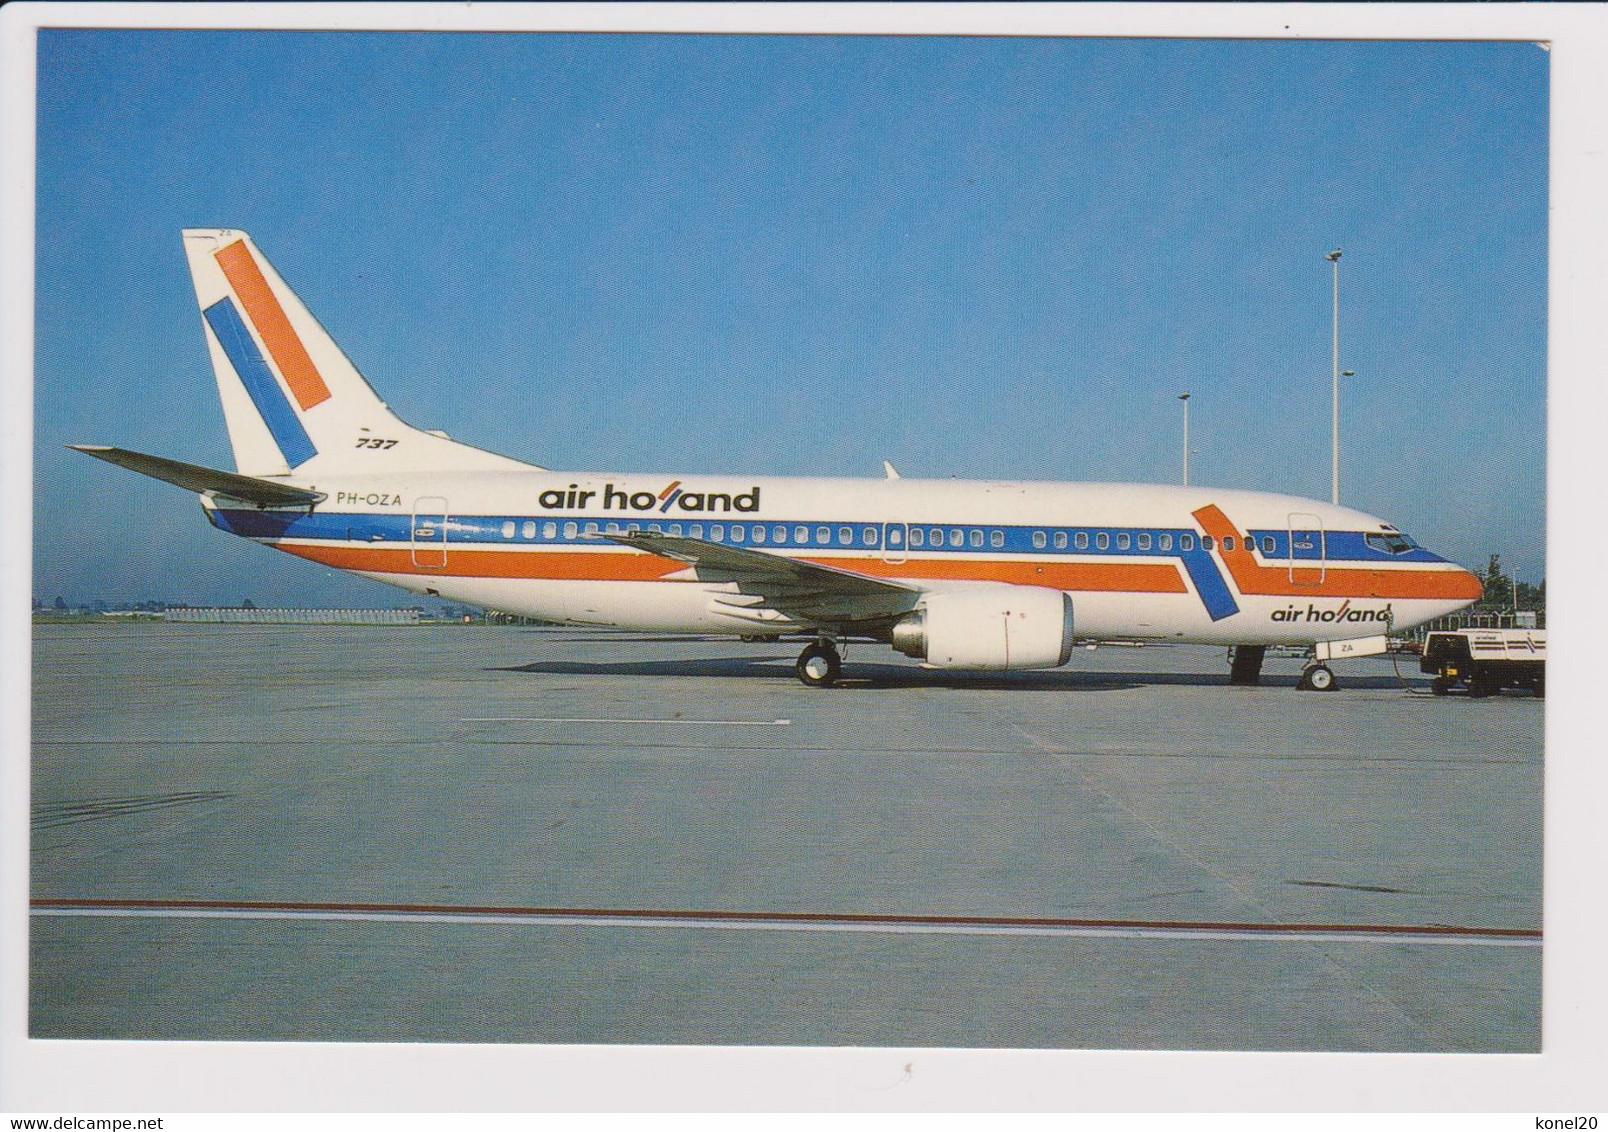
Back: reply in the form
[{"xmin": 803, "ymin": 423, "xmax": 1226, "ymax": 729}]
[{"xmin": 484, "ymin": 519, "xmax": 1279, "ymax": 556}]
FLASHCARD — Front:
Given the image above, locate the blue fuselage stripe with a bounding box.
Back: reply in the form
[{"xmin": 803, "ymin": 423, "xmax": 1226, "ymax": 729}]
[
  {"xmin": 209, "ymin": 508, "xmax": 1445, "ymax": 624},
  {"xmin": 203, "ymin": 298, "xmax": 317, "ymax": 468}
]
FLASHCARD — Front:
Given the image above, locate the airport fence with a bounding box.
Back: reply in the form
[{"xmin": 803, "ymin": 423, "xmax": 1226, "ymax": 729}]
[{"xmin": 164, "ymin": 607, "xmax": 421, "ymax": 625}]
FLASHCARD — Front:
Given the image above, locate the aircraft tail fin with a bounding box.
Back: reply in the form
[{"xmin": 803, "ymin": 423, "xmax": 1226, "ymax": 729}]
[{"xmin": 181, "ymin": 229, "xmax": 538, "ymax": 477}]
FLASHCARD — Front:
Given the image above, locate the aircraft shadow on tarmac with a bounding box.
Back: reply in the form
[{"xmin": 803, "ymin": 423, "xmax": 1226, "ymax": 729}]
[{"xmin": 492, "ymin": 654, "xmax": 1424, "ymax": 692}]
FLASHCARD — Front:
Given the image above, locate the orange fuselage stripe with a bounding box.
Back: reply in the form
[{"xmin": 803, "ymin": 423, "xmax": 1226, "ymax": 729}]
[
  {"xmin": 214, "ymin": 240, "xmax": 332, "ymax": 411},
  {"xmin": 1191, "ymin": 505, "xmax": 1482, "ymax": 602},
  {"xmin": 276, "ymin": 543, "xmax": 1189, "ymax": 593}
]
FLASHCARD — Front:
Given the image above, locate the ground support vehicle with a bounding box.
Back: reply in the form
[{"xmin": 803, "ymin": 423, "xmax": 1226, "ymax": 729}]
[{"xmin": 1420, "ymin": 629, "xmax": 1545, "ymax": 698}]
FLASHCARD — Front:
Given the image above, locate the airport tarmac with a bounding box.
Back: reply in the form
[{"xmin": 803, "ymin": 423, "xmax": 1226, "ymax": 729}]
[{"xmin": 29, "ymin": 622, "xmax": 1541, "ymax": 1050}]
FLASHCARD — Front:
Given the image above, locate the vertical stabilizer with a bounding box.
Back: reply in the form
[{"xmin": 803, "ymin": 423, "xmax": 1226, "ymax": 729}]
[{"xmin": 182, "ymin": 229, "xmax": 536, "ymax": 477}]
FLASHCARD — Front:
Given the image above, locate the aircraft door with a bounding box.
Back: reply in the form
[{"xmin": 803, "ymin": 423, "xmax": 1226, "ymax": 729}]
[
  {"xmin": 412, "ymin": 496, "xmax": 448, "ymax": 569},
  {"xmin": 882, "ymin": 521, "xmax": 909, "ymax": 565},
  {"xmin": 1286, "ymin": 511, "xmax": 1325, "ymax": 585}
]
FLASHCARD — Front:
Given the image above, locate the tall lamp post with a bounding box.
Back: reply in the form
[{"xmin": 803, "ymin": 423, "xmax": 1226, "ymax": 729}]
[
  {"xmin": 1326, "ymin": 248, "xmax": 1342, "ymax": 504},
  {"xmin": 1178, "ymin": 392, "xmax": 1191, "ymax": 486}
]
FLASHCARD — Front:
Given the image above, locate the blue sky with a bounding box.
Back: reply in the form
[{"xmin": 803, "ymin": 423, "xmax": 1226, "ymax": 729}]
[{"xmin": 32, "ymin": 31, "xmax": 1547, "ymax": 607}]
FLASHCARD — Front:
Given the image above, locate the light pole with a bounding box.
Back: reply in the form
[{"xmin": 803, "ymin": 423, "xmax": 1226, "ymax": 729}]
[
  {"xmin": 1178, "ymin": 392, "xmax": 1191, "ymax": 486},
  {"xmin": 1326, "ymin": 248, "xmax": 1342, "ymax": 504}
]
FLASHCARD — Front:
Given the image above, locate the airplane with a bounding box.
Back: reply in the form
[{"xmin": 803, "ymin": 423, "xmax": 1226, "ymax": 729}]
[{"xmin": 72, "ymin": 229, "xmax": 1483, "ymax": 690}]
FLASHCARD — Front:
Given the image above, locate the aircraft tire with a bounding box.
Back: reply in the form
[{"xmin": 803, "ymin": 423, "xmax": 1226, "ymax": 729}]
[
  {"xmin": 796, "ymin": 641, "xmax": 841, "ymax": 688},
  {"xmin": 1300, "ymin": 664, "xmax": 1336, "ymax": 692}
]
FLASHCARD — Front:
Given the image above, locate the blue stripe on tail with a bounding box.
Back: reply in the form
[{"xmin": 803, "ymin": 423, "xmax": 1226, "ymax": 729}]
[{"xmin": 203, "ymin": 297, "xmax": 317, "ymax": 468}]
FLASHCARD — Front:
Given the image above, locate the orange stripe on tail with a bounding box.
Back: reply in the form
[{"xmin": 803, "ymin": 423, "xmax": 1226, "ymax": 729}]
[{"xmin": 214, "ymin": 240, "xmax": 332, "ymax": 411}]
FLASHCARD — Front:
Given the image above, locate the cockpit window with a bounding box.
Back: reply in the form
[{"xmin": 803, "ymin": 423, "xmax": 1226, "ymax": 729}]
[{"xmin": 1365, "ymin": 531, "xmax": 1417, "ymax": 555}]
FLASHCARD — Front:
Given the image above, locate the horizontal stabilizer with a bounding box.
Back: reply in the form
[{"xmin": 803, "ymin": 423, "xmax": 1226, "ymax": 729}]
[{"xmin": 68, "ymin": 445, "xmax": 326, "ymax": 509}]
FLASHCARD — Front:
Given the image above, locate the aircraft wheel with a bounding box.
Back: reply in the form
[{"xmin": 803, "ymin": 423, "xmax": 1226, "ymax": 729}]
[
  {"xmin": 796, "ymin": 641, "xmax": 841, "ymax": 688},
  {"xmin": 1300, "ymin": 664, "xmax": 1336, "ymax": 692}
]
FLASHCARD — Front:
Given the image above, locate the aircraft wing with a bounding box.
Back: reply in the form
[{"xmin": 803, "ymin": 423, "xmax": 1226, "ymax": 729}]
[{"xmin": 603, "ymin": 530, "xmax": 922, "ymax": 628}]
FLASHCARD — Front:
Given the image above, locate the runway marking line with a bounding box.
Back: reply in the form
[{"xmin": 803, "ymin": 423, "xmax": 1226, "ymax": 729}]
[
  {"xmin": 459, "ymin": 716, "xmax": 791, "ymax": 726},
  {"xmin": 30, "ymin": 898, "xmax": 1541, "ymax": 948}
]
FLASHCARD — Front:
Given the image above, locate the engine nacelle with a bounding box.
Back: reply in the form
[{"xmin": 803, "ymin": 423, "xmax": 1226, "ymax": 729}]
[{"xmin": 891, "ymin": 586, "xmax": 1075, "ymax": 670}]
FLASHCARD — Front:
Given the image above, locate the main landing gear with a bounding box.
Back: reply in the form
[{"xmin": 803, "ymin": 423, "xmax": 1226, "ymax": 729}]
[
  {"xmin": 1298, "ymin": 663, "xmax": 1336, "ymax": 692},
  {"xmin": 795, "ymin": 638, "xmax": 842, "ymax": 688}
]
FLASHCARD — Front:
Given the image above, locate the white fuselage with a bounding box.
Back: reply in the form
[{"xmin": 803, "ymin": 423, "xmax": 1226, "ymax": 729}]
[{"xmin": 206, "ymin": 471, "xmax": 1482, "ymax": 645}]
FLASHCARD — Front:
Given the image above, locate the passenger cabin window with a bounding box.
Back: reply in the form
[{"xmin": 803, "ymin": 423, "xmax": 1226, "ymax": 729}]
[
  {"xmin": 584, "ymin": 521, "xmax": 599, "ymax": 536},
  {"xmin": 1095, "ymin": 532, "xmax": 1109, "ymax": 550},
  {"xmin": 773, "ymin": 525, "xmax": 787, "ymax": 543},
  {"xmin": 752, "ymin": 526, "xmax": 765, "ymax": 543},
  {"xmin": 841, "ymin": 526, "xmax": 854, "ymax": 545},
  {"xmin": 911, "ymin": 528, "xmax": 925, "ymax": 547},
  {"xmin": 888, "ymin": 527, "xmax": 903, "ymax": 546},
  {"xmin": 1032, "ymin": 531, "xmax": 1047, "ymax": 549},
  {"xmin": 732, "ymin": 525, "xmax": 746, "ymax": 542},
  {"xmin": 605, "ymin": 522, "xmax": 621, "ymax": 534},
  {"xmin": 1137, "ymin": 533, "xmax": 1152, "ymax": 551},
  {"xmin": 1159, "ymin": 533, "xmax": 1172, "ymax": 551},
  {"xmin": 991, "ymin": 530, "xmax": 1005, "ymax": 548},
  {"xmin": 647, "ymin": 523, "xmax": 662, "ymax": 534},
  {"xmin": 931, "ymin": 528, "xmax": 944, "ymax": 547},
  {"xmin": 543, "ymin": 522, "xmax": 557, "ymax": 539},
  {"xmin": 1262, "ymin": 536, "xmax": 1276, "ymax": 554},
  {"xmin": 1053, "ymin": 532, "xmax": 1068, "ymax": 550},
  {"xmin": 501, "ymin": 521, "xmax": 516, "ymax": 539},
  {"xmin": 1202, "ymin": 535, "xmax": 1214, "ymax": 550},
  {"xmin": 949, "ymin": 529, "xmax": 964, "ymax": 548},
  {"xmin": 864, "ymin": 527, "xmax": 879, "ymax": 546},
  {"xmin": 522, "ymin": 521, "xmax": 536, "ymax": 539},
  {"xmin": 1074, "ymin": 532, "xmax": 1088, "ymax": 550},
  {"xmin": 817, "ymin": 526, "xmax": 831, "ymax": 544},
  {"xmin": 669, "ymin": 523, "xmax": 683, "ymax": 537},
  {"xmin": 710, "ymin": 524, "xmax": 724, "ymax": 541},
  {"xmin": 1180, "ymin": 533, "xmax": 1194, "ymax": 551},
  {"xmin": 1116, "ymin": 533, "xmax": 1130, "ymax": 550},
  {"xmin": 1222, "ymin": 536, "xmax": 1235, "ymax": 551},
  {"xmin": 969, "ymin": 529, "xmax": 984, "ymax": 548},
  {"xmin": 689, "ymin": 523, "xmax": 704, "ymax": 538},
  {"xmin": 563, "ymin": 521, "xmax": 578, "ymax": 539}
]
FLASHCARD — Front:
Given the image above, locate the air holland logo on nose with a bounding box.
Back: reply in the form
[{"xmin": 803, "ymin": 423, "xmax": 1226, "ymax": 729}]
[{"xmin": 537, "ymin": 482, "xmax": 762, "ymax": 513}]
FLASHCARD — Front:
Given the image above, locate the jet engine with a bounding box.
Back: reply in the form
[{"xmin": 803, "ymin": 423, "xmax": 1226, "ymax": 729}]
[{"xmin": 890, "ymin": 585, "xmax": 1075, "ymax": 670}]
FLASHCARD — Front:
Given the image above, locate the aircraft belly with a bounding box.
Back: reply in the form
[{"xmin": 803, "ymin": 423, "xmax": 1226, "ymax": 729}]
[{"xmin": 354, "ymin": 572, "xmax": 737, "ymax": 631}]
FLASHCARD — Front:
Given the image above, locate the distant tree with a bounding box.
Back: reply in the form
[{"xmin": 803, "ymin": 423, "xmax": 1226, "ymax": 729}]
[
  {"xmin": 53, "ymin": 596, "xmax": 66, "ymax": 610},
  {"xmin": 241, "ymin": 598, "xmax": 256, "ymax": 609}
]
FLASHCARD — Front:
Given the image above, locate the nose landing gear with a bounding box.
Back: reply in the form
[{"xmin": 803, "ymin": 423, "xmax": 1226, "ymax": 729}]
[
  {"xmin": 795, "ymin": 638, "xmax": 842, "ymax": 688},
  {"xmin": 1298, "ymin": 663, "xmax": 1336, "ymax": 692}
]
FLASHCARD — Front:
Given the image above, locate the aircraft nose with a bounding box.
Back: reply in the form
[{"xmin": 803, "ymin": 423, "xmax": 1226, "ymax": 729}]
[{"xmin": 1452, "ymin": 565, "xmax": 1484, "ymax": 603}]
